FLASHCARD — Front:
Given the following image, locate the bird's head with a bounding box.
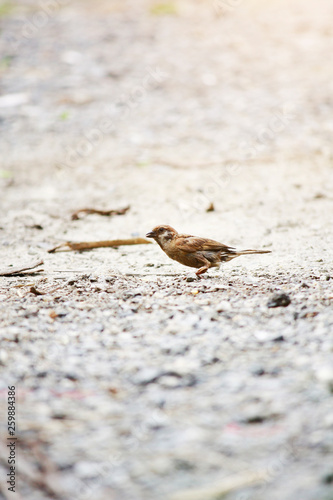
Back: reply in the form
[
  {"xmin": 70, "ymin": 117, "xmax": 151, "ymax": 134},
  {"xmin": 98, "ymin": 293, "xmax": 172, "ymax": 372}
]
[{"xmin": 146, "ymin": 225, "xmax": 178, "ymax": 245}]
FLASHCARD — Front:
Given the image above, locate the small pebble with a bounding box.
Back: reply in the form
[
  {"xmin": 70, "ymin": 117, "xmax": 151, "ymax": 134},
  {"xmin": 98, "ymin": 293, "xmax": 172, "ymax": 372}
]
[{"xmin": 267, "ymin": 293, "xmax": 291, "ymax": 308}]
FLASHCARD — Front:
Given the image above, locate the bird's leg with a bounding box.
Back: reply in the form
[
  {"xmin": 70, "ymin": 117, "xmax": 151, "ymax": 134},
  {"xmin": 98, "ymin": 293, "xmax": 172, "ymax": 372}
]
[{"xmin": 195, "ymin": 266, "xmax": 209, "ymax": 276}]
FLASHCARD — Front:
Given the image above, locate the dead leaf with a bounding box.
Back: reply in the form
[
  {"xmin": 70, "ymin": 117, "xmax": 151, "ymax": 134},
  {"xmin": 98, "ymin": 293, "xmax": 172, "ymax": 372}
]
[{"xmin": 71, "ymin": 205, "xmax": 130, "ymax": 220}]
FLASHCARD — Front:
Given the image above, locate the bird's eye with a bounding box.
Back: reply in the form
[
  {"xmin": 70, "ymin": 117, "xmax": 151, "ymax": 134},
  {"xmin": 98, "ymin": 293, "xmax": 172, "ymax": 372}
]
[{"xmin": 159, "ymin": 227, "xmax": 164, "ymax": 233}]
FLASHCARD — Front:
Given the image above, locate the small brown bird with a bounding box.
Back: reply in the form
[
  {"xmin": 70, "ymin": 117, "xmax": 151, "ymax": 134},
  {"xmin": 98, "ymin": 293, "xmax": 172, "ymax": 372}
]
[{"xmin": 146, "ymin": 225, "xmax": 271, "ymax": 276}]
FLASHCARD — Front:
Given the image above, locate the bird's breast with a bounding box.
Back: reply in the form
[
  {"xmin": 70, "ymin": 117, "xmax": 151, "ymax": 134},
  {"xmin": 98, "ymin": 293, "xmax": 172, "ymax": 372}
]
[{"xmin": 163, "ymin": 246, "xmax": 212, "ymax": 269}]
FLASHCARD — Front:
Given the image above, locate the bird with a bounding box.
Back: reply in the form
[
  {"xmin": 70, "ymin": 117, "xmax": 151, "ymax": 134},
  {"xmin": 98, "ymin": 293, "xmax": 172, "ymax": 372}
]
[{"xmin": 146, "ymin": 225, "xmax": 271, "ymax": 277}]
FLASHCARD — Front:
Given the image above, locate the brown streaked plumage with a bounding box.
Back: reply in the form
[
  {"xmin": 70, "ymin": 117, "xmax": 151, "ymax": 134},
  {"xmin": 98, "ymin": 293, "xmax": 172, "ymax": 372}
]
[{"xmin": 146, "ymin": 225, "xmax": 271, "ymax": 276}]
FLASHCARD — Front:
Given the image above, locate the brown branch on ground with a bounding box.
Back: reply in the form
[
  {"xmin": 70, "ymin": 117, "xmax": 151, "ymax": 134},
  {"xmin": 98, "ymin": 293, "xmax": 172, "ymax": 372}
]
[
  {"xmin": 48, "ymin": 238, "xmax": 152, "ymax": 253},
  {"xmin": 0, "ymin": 259, "xmax": 44, "ymax": 276},
  {"xmin": 71, "ymin": 205, "xmax": 130, "ymax": 220}
]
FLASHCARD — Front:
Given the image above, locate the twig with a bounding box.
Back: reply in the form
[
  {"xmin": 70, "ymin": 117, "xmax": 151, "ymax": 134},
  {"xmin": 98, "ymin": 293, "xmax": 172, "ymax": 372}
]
[
  {"xmin": 0, "ymin": 259, "xmax": 44, "ymax": 277},
  {"xmin": 48, "ymin": 238, "xmax": 152, "ymax": 253},
  {"xmin": 71, "ymin": 205, "xmax": 130, "ymax": 220}
]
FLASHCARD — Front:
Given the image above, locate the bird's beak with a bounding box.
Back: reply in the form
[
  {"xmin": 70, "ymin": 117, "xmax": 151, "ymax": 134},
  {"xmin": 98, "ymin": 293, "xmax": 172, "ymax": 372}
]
[{"xmin": 146, "ymin": 231, "xmax": 156, "ymax": 238}]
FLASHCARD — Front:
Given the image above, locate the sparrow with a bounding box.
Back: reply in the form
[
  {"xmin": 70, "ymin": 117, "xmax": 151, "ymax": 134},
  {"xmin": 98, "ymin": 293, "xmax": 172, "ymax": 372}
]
[{"xmin": 146, "ymin": 225, "xmax": 271, "ymax": 276}]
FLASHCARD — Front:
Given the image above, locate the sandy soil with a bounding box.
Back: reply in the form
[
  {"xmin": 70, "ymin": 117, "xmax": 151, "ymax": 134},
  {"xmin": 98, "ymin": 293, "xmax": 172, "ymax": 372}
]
[{"xmin": 0, "ymin": 1, "xmax": 333, "ymax": 499}]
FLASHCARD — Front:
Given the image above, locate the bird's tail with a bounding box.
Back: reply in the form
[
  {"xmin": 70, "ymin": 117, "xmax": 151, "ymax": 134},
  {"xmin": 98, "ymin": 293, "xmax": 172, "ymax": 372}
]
[
  {"xmin": 220, "ymin": 248, "xmax": 271, "ymax": 262},
  {"xmin": 236, "ymin": 249, "xmax": 271, "ymax": 256}
]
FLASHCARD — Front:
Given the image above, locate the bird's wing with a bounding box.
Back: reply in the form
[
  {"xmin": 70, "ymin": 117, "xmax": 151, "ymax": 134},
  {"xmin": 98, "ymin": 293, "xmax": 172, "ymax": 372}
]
[{"xmin": 175, "ymin": 235, "xmax": 235, "ymax": 253}]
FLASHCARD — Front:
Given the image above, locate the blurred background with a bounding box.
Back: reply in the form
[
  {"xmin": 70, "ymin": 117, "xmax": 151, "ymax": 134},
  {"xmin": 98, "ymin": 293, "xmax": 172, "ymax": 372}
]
[
  {"xmin": 1, "ymin": 0, "xmax": 333, "ymax": 233},
  {"xmin": 1, "ymin": 0, "xmax": 332, "ymax": 169}
]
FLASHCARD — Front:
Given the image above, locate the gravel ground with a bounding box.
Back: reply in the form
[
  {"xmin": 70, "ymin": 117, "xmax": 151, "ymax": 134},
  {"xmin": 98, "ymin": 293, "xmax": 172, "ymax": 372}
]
[{"xmin": 1, "ymin": 1, "xmax": 333, "ymax": 499}]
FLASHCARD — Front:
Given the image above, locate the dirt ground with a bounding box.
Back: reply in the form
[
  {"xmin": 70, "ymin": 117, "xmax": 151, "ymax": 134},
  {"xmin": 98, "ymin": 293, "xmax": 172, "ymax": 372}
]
[{"xmin": 1, "ymin": 0, "xmax": 333, "ymax": 499}]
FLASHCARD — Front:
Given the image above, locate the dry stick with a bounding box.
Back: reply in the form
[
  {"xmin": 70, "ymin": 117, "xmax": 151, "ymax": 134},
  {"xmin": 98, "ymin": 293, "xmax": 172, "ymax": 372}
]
[
  {"xmin": 71, "ymin": 205, "xmax": 130, "ymax": 220},
  {"xmin": 0, "ymin": 259, "xmax": 44, "ymax": 276},
  {"xmin": 48, "ymin": 238, "xmax": 152, "ymax": 253}
]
